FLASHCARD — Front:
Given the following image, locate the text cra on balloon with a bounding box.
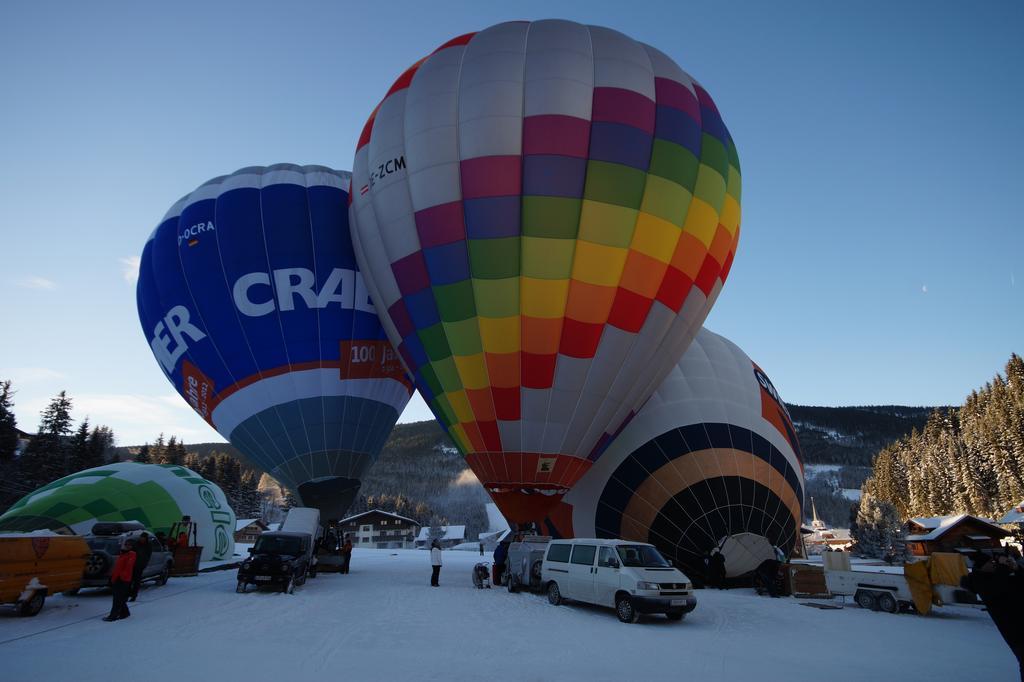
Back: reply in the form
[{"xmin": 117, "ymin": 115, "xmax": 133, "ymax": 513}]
[
  {"xmin": 147, "ymin": 268, "xmax": 378, "ymax": 375},
  {"xmin": 178, "ymin": 221, "xmax": 215, "ymax": 247}
]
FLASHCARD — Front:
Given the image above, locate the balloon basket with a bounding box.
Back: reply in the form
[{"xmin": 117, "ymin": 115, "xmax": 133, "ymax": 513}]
[{"xmin": 170, "ymin": 546, "xmax": 202, "ymax": 576}]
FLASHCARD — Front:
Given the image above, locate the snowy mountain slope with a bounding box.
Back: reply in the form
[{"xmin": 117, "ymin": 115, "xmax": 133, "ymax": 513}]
[{"xmin": 1, "ymin": 548, "xmax": 1013, "ymax": 681}]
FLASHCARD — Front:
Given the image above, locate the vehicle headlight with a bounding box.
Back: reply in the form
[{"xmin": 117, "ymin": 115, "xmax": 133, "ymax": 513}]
[{"xmin": 636, "ymin": 581, "xmax": 660, "ymax": 591}]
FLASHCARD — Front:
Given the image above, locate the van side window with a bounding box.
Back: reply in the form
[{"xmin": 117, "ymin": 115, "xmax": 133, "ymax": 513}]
[
  {"xmin": 570, "ymin": 544, "xmax": 597, "ymax": 566},
  {"xmin": 547, "ymin": 544, "xmax": 571, "ymax": 563},
  {"xmin": 598, "ymin": 546, "xmax": 618, "ymax": 567}
]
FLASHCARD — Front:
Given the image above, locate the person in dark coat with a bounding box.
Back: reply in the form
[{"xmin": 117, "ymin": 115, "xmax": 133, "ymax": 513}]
[
  {"xmin": 706, "ymin": 549, "xmax": 727, "ymax": 589},
  {"xmin": 104, "ymin": 539, "xmax": 136, "ymax": 621},
  {"xmin": 129, "ymin": 533, "xmax": 153, "ymax": 601},
  {"xmin": 340, "ymin": 535, "xmax": 353, "ymax": 574},
  {"xmin": 493, "ymin": 538, "xmax": 510, "ymax": 585},
  {"xmin": 430, "ymin": 539, "xmax": 442, "ymax": 586},
  {"xmin": 962, "ymin": 552, "xmax": 1023, "ymax": 679},
  {"xmin": 754, "ymin": 559, "xmax": 782, "ymax": 597}
]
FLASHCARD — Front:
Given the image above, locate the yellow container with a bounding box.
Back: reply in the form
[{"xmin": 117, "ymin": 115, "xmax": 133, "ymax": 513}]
[{"xmin": 0, "ymin": 534, "xmax": 90, "ymax": 616}]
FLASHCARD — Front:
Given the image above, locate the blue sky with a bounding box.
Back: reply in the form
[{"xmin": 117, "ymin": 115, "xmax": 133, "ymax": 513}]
[{"xmin": 1, "ymin": 1, "xmax": 1021, "ymax": 446}]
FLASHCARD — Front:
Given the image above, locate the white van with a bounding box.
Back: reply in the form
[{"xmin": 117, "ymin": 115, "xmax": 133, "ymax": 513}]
[{"xmin": 541, "ymin": 539, "xmax": 696, "ymax": 623}]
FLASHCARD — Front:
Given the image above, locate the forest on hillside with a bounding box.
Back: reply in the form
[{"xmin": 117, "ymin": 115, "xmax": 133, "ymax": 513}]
[
  {"xmin": 787, "ymin": 404, "xmax": 936, "ymax": 467},
  {"xmin": 4, "ymin": 373, "xmax": 958, "ymax": 539},
  {"xmin": 119, "ymin": 421, "xmax": 490, "ymax": 539},
  {"xmin": 854, "ymin": 354, "xmax": 1024, "ymax": 555}
]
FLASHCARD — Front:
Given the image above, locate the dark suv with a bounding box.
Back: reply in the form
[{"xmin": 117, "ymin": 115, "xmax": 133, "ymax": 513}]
[
  {"xmin": 73, "ymin": 522, "xmax": 174, "ymax": 592},
  {"xmin": 236, "ymin": 532, "xmax": 313, "ymax": 594}
]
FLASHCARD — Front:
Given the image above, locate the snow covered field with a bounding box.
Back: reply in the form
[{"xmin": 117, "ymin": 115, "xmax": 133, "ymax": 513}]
[{"xmin": 1, "ymin": 549, "xmax": 1015, "ymax": 681}]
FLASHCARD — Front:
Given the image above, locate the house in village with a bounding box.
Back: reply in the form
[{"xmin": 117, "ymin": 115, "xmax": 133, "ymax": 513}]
[
  {"xmin": 13, "ymin": 428, "xmax": 32, "ymax": 458},
  {"xmin": 415, "ymin": 524, "xmax": 466, "ymax": 549},
  {"xmin": 802, "ymin": 498, "xmax": 852, "ymax": 554},
  {"xmin": 999, "ymin": 501, "xmax": 1024, "ymax": 549},
  {"xmin": 904, "ymin": 514, "xmax": 1010, "ymax": 558},
  {"xmin": 339, "ymin": 509, "xmax": 420, "ymax": 549},
  {"xmin": 234, "ymin": 518, "xmax": 269, "ymax": 544},
  {"xmin": 999, "ymin": 501, "xmax": 1024, "ymax": 532}
]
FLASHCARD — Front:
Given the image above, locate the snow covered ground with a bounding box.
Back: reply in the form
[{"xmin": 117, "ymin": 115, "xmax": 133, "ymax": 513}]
[{"xmin": 1, "ymin": 549, "xmax": 1015, "ymax": 681}]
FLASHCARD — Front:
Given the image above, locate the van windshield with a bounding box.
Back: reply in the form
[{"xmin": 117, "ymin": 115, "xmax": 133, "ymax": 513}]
[
  {"xmin": 254, "ymin": 535, "xmax": 303, "ymax": 555},
  {"xmin": 616, "ymin": 545, "xmax": 671, "ymax": 568}
]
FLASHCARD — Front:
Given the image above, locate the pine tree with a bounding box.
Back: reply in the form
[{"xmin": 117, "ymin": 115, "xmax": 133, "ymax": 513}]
[
  {"xmin": 135, "ymin": 443, "xmax": 152, "ymax": 464},
  {"xmin": 151, "ymin": 433, "xmax": 166, "ymax": 466},
  {"xmin": 183, "ymin": 452, "xmax": 201, "ymax": 472},
  {"xmin": 88, "ymin": 426, "xmax": 115, "ymax": 465},
  {"xmin": 19, "ymin": 391, "xmax": 75, "ymax": 488},
  {"xmin": 852, "ymin": 493, "xmax": 902, "ymax": 558},
  {"xmin": 0, "ymin": 380, "xmax": 17, "ymax": 462},
  {"xmin": 173, "ymin": 438, "xmax": 188, "ymax": 466},
  {"xmin": 69, "ymin": 418, "xmax": 92, "ymax": 472},
  {"xmin": 238, "ymin": 470, "xmax": 262, "ymax": 517}
]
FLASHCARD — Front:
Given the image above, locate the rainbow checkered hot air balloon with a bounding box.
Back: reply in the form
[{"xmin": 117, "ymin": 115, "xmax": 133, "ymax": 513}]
[{"xmin": 349, "ymin": 20, "xmax": 741, "ymax": 522}]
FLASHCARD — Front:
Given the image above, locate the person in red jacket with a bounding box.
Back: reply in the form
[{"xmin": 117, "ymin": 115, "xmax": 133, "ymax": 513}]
[
  {"xmin": 104, "ymin": 538, "xmax": 136, "ymax": 622},
  {"xmin": 340, "ymin": 535, "xmax": 353, "ymax": 574}
]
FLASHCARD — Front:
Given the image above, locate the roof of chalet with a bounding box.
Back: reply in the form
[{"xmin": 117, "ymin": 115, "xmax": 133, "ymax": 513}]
[
  {"xmin": 340, "ymin": 509, "xmax": 420, "ymax": 526},
  {"xmin": 235, "ymin": 518, "xmax": 267, "ymax": 532},
  {"xmin": 905, "ymin": 514, "xmax": 1008, "ymax": 541},
  {"xmin": 999, "ymin": 502, "xmax": 1024, "ymax": 525},
  {"xmin": 416, "ymin": 525, "xmax": 466, "ymax": 542}
]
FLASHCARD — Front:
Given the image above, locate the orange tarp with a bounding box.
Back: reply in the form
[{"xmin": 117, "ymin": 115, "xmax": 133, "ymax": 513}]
[{"xmin": 903, "ymin": 561, "xmax": 933, "ymax": 615}]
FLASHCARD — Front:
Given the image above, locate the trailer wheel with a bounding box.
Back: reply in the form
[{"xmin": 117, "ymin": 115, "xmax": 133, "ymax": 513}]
[
  {"xmin": 877, "ymin": 592, "xmax": 898, "ymax": 613},
  {"xmin": 18, "ymin": 592, "xmax": 45, "ymax": 617},
  {"xmin": 855, "ymin": 590, "xmax": 877, "ymax": 611}
]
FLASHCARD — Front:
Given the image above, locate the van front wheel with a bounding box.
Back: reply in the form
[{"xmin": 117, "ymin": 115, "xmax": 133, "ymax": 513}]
[
  {"xmin": 616, "ymin": 595, "xmax": 640, "ymax": 623},
  {"xmin": 547, "ymin": 582, "xmax": 562, "ymax": 605}
]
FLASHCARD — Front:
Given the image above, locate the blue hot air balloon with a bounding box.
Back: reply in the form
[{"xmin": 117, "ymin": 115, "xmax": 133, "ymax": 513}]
[{"xmin": 137, "ymin": 164, "xmax": 413, "ymax": 520}]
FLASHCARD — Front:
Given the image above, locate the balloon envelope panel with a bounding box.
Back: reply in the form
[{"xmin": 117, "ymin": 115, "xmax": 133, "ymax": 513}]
[
  {"xmin": 0, "ymin": 463, "xmax": 236, "ymax": 561},
  {"xmin": 549, "ymin": 328, "xmax": 804, "ymax": 576},
  {"xmin": 350, "ymin": 21, "xmax": 741, "ymax": 522},
  {"xmin": 137, "ymin": 165, "xmax": 412, "ymax": 520}
]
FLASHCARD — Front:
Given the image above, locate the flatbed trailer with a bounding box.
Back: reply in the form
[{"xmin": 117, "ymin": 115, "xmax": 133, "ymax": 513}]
[{"xmin": 823, "ymin": 552, "xmax": 978, "ymax": 614}]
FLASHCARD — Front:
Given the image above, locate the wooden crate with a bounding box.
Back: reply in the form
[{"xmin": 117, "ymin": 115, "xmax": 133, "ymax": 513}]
[{"xmin": 786, "ymin": 563, "xmax": 828, "ymax": 597}]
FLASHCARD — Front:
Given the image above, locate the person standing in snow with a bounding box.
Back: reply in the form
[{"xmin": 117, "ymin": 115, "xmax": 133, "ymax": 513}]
[
  {"xmin": 707, "ymin": 548, "xmax": 727, "ymax": 589},
  {"xmin": 104, "ymin": 538, "xmax": 136, "ymax": 621},
  {"xmin": 129, "ymin": 533, "xmax": 153, "ymax": 601},
  {"xmin": 340, "ymin": 534, "xmax": 353, "ymax": 574},
  {"xmin": 962, "ymin": 552, "xmax": 1023, "ymax": 679},
  {"xmin": 430, "ymin": 539, "xmax": 442, "ymax": 586}
]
